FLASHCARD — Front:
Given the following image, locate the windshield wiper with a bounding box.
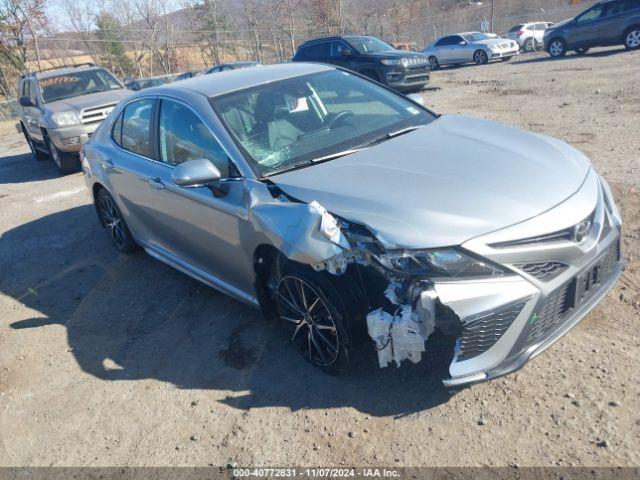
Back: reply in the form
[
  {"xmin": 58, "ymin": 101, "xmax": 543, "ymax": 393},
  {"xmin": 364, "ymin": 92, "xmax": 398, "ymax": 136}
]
[
  {"xmin": 262, "ymin": 148, "xmax": 365, "ymax": 178},
  {"xmin": 357, "ymin": 125, "xmax": 422, "ymax": 148}
]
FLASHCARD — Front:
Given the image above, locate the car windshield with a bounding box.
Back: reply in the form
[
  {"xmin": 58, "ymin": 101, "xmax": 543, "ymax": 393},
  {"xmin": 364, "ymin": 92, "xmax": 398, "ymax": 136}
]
[
  {"xmin": 211, "ymin": 69, "xmax": 435, "ymax": 177},
  {"xmin": 39, "ymin": 69, "xmax": 122, "ymax": 103},
  {"xmin": 344, "ymin": 36, "xmax": 395, "ymax": 54},
  {"xmin": 463, "ymin": 32, "xmax": 491, "ymax": 42}
]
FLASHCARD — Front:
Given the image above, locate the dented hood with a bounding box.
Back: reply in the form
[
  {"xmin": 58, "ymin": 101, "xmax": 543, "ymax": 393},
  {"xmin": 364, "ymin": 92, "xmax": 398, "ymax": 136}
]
[{"xmin": 272, "ymin": 115, "xmax": 591, "ymax": 249}]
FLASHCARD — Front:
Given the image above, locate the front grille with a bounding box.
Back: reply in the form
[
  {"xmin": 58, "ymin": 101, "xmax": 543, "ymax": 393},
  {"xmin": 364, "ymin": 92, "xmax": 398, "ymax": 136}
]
[
  {"xmin": 457, "ymin": 298, "xmax": 530, "ymax": 361},
  {"xmin": 526, "ymin": 239, "xmax": 621, "ymax": 346},
  {"xmin": 514, "ymin": 261, "xmax": 567, "ymax": 281},
  {"xmin": 81, "ymin": 103, "xmax": 116, "ymax": 124}
]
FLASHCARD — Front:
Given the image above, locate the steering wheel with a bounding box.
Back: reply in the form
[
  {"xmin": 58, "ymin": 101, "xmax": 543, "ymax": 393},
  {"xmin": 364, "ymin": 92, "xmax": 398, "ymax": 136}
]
[{"xmin": 326, "ymin": 110, "xmax": 355, "ymax": 129}]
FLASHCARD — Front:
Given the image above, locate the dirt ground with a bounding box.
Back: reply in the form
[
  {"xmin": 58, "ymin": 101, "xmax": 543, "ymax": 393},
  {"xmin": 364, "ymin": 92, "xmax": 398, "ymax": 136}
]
[{"xmin": 1, "ymin": 47, "xmax": 639, "ymax": 468}]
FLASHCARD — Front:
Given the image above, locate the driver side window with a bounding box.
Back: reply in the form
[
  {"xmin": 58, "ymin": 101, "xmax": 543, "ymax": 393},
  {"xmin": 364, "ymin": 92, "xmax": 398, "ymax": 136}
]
[
  {"xmin": 158, "ymin": 99, "xmax": 233, "ymax": 178},
  {"xmin": 576, "ymin": 5, "xmax": 605, "ymax": 23}
]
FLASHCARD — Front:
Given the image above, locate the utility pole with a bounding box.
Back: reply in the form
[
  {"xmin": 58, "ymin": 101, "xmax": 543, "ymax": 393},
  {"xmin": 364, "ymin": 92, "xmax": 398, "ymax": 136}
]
[{"xmin": 490, "ymin": 0, "xmax": 495, "ymax": 33}]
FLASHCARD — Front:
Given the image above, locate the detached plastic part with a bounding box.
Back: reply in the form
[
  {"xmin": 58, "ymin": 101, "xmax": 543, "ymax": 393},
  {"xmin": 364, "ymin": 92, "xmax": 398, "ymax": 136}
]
[{"xmin": 367, "ymin": 289, "xmax": 437, "ymax": 368}]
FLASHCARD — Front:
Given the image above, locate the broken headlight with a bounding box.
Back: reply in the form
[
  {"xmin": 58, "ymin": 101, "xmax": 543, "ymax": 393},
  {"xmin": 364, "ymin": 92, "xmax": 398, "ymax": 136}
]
[{"xmin": 377, "ymin": 248, "xmax": 507, "ymax": 277}]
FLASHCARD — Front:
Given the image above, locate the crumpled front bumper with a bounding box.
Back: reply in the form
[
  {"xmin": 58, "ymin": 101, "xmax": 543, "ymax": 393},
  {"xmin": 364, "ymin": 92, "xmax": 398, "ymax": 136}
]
[{"xmin": 436, "ymin": 170, "xmax": 623, "ymax": 387}]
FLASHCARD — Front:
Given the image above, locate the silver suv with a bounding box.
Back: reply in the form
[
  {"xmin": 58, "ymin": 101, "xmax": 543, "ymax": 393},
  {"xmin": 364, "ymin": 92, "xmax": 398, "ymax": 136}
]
[{"xmin": 16, "ymin": 63, "xmax": 131, "ymax": 174}]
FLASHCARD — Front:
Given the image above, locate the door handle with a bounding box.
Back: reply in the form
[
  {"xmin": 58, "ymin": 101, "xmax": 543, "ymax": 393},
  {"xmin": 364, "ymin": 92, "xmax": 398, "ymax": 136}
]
[
  {"xmin": 148, "ymin": 176, "xmax": 166, "ymax": 189},
  {"xmin": 102, "ymin": 158, "xmax": 115, "ymax": 170}
]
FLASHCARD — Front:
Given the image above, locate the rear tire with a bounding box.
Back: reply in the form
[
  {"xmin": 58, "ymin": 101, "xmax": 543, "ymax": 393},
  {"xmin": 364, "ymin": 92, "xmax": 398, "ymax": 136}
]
[
  {"xmin": 273, "ymin": 260, "xmax": 350, "ymax": 374},
  {"xmin": 524, "ymin": 38, "xmax": 535, "ymax": 52},
  {"xmin": 575, "ymin": 47, "xmax": 590, "ymax": 55},
  {"xmin": 44, "ymin": 132, "xmax": 79, "ymax": 174},
  {"xmin": 473, "ymin": 49, "xmax": 488, "ymax": 65},
  {"xmin": 96, "ymin": 188, "xmax": 138, "ymax": 254},
  {"xmin": 624, "ymin": 26, "xmax": 640, "ymax": 50},
  {"xmin": 548, "ymin": 38, "xmax": 567, "ymax": 57}
]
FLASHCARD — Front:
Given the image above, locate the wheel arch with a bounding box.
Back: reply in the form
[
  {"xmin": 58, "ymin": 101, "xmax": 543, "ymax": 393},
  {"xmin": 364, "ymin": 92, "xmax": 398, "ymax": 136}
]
[{"xmin": 251, "ymin": 243, "xmax": 371, "ymax": 344}]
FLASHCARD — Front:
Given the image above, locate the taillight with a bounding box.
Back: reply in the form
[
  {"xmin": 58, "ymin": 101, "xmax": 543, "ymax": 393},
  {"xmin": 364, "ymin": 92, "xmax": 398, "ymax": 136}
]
[{"xmin": 518, "ymin": 30, "xmax": 525, "ymax": 36}]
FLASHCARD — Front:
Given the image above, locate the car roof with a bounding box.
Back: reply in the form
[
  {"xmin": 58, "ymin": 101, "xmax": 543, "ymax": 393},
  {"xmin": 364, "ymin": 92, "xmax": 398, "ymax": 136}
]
[
  {"xmin": 151, "ymin": 62, "xmax": 334, "ymax": 98},
  {"xmin": 299, "ymin": 35, "xmax": 374, "ymax": 46},
  {"xmin": 30, "ymin": 65, "xmax": 105, "ymax": 81}
]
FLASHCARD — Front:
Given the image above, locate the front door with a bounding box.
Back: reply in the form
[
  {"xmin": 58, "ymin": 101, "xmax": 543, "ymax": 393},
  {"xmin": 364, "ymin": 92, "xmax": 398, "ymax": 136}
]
[
  {"xmin": 570, "ymin": 3, "xmax": 607, "ymax": 48},
  {"xmin": 146, "ymin": 97, "xmax": 251, "ymax": 291}
]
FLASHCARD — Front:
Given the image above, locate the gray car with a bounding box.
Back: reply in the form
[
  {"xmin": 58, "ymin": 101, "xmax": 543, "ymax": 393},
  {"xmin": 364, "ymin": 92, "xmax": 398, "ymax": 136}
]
[
  {"xmin": 81, "ymin": 63, "xmax": 623, "ymax": 387},
  {"xmin": 16, "ymin": 63, "xmax": 131, "ymax": 173},
  {"xmin": 422, "ymin": 32, "xmax": 519, "ymax": 70},
  {"xmin": 544, "ymin": 0, "xmax": 640, "ymax": 57}
]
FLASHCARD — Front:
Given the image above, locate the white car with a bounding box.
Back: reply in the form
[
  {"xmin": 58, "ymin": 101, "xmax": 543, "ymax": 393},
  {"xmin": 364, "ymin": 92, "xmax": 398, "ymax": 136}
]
[
  {"xmin": 422, "ymin": 32, "xmax": 519, "ymax": 70},
  {"xmin": 506, "ymin": 22, "xmax": 555, "ymax": 52}
]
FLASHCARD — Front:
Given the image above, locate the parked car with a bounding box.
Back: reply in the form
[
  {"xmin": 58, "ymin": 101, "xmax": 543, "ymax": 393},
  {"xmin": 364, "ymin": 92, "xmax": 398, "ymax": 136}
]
[
  {"xmin": 175, "ymin": 70, "xmax": 202, "ymax": 81},
  {"xmin": 292, "ymin": 35, "xmax": 430, "ymax": 91},
  {"xmin": 544, "ymin": 0, "xmax": 640, "ymax": 57},
  {"xmin": 506, "ymin": 22, "xmax": 555, "ymax": 51},
  {"xmin": 422, "ymin": 32, "xmax": 519, "ymax": 70},
  {"xmin": 205, "ymin": 62, "xmax": 261, "ymax": 74},
  {"xmin": 128, "ymin": 73, "xmax": 178, "ymax": 91},
  {"xmin": 16, "ymin": 63, "xmax": 131, "ymax": 174},
  {"xmin": 81, "ymin": 63, "xmax": 623, "ymax": 387}
]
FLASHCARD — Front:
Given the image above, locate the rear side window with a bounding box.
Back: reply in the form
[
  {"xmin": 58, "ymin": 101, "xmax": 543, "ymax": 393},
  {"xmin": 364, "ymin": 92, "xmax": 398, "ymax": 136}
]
[
  {"xmin": 305, "ymin": 42, "xmax": 330, "ymax": 59},
  {"xmin": 435, "ymin": 36, "xmax": 458, "ymax": 46},
  {"xmin": 509, "ymin": 25, "xmax": 523, "ymax": 32},
  {"xmin": 120, "ymin": 98, "xmax": 155, "ymax": 158}
]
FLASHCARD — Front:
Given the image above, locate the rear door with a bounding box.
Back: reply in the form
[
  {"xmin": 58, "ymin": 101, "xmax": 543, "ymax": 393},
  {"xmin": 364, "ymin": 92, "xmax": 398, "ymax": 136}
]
[
  {"xmin": 570, "ymin": 3, "xmax": 607, "ymax": 47},
  {"xmin": 107, "ymin": 97, "xmax": 161, "ymax": 244},
  {"xmin": 597, "ymin": 0, "xmax": 636, "ymax": 43},
  {"xmin": 432, "ymin": 36, "xmax": 457, "ymax": 63}
]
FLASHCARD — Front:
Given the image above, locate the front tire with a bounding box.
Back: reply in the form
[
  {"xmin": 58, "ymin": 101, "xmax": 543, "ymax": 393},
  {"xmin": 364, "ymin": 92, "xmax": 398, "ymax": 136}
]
[
  {"xmin": 428, "ymin": 56, "xmax": 439, "ymax": 70},
  {"xmin": 548, "ymin": 39, "xmax": 567, "ymax": 57},
  {"xmin": 625, "ymin": 26, "xmax": 640, "ymax": 50},
  {"xmin": 274, "ymin": 262, "xmax": 350, "ymax": 374},
  {"xmin": 22, "ymin": 126, "xmax": 47, "ymax": 161},
  {"xmin": 473, "ymin": 49, "xmax": 489, "ymax": 65},
  {"xmin": 96, "ymin": 188, "xmax": 137, "ymax": 254},
  {"xmin": 44, "ymin": 132, "xmax": 79, "ymax": 174}
]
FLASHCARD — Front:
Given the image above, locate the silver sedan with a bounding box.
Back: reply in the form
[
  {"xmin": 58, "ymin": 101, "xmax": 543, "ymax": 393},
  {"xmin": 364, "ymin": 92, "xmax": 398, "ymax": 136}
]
[
  {"xmin": 81, "ymin": 63, "xmax": 622, "ymax": 387},
  {"xmin": 422, "ymin": 32, "xmax": 520, "ymax": 69}
]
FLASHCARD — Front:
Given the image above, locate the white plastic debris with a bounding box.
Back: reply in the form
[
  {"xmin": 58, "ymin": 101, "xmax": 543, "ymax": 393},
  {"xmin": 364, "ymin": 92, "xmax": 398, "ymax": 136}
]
[{"xmin": 367, "ymin": 289, "xmax": 437, "ymax": 368}]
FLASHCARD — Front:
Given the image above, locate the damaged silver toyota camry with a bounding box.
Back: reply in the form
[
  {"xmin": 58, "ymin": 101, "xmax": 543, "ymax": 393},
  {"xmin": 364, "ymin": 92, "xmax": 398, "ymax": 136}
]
[{"xmin": 81, "ymin": 63, "xmax": 624, "ymax": 387}]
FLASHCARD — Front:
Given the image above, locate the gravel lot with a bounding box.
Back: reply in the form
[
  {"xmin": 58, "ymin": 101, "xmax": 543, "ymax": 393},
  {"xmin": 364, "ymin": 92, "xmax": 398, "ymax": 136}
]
[{"xmin": 1, "ymin": 47, "xmax": 639, "ymax": 468}]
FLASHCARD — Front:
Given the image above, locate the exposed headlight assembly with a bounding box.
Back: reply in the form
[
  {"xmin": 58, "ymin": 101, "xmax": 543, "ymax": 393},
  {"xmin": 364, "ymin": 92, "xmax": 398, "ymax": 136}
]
[
  {"xmin": 377, "ymin": 248, "xmax": 507, "ymax": 277},
  {"xmin": 51, "ymin": 111, "xmax": 81, "ymax": 126}
]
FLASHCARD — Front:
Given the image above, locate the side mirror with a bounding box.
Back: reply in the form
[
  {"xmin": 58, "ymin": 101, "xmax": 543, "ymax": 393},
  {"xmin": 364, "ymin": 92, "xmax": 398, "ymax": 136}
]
[
  {"xmin": 19, "ymin": 96, "xmax": 35, "ymax": 107},
  {"xmin": 172, "ymin": 158, "xmax": 221, "ymax": 187},
  {"xmin": 406, "ymin": 93, "xmax": 425, "ymax": 106},
  {"xmin": 340, "ymin": 49, "xmax": 353, "ymax": 57},
  {"xmin": 458, "ymin": 41, "xmax": 467, "ymax": 46}
]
